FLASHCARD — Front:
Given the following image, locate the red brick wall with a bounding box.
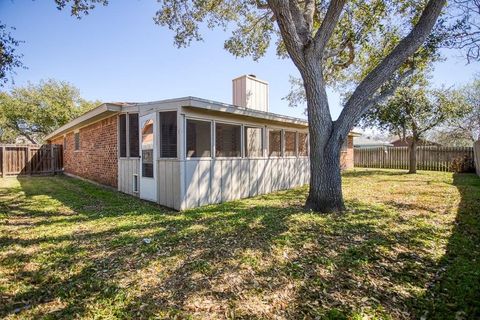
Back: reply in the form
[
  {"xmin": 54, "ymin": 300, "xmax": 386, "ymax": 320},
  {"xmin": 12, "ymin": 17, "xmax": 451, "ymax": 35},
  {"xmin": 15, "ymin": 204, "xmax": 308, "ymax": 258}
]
[
  {"xmin": 52, "ymin": 116, "xmax": 118, "ymax": 187},
  {"xmin": 340, "ymin": 135, "xmax": 354, "ymax": 170}
]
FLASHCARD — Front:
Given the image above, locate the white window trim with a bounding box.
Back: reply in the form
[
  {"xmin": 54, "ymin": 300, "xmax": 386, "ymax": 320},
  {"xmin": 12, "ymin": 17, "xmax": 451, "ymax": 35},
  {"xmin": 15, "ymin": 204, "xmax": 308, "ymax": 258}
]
[
  {"xmin": 158, "ymin": 110, "xmax": 179, "ymax": 160},
  {"xmin": 214, "ymin": 120, "xmax": 243, "ymax": 159},
  {"xmin": 243, "ymin": 125, "xmax": 264, "ymax": 159},
  {"xmin": 185, "ymin": 117, "xmax": 213, "ymax": 160}
]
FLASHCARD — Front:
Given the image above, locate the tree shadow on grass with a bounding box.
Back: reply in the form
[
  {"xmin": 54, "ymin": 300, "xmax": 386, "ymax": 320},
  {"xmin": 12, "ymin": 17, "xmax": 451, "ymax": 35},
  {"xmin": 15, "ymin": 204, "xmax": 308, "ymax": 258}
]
[
  {"xmin": 1, "ymin": 173, "xmax": 479, "ymax": 319},
  {"xmin": 409, "ymin": 173, "xmax": 480, "ymax": 319},
  {"xmin": 1, "ymin": 176, "xmax": 303, "ymax": 319}
]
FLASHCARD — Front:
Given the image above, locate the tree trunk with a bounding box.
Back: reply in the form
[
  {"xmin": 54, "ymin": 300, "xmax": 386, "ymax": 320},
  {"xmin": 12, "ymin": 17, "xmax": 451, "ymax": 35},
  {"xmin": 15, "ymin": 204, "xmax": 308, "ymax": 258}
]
[
  {"xmin": 305, "ymin": 143, "xmax": 344, "ymax": 212},
  {"xmin": 408, "ymin": 138, "xmax": 417, "ymax": 174},
  {"xmin": 301, "ymin": 60, "xmax": 345, "ymax": 213}
]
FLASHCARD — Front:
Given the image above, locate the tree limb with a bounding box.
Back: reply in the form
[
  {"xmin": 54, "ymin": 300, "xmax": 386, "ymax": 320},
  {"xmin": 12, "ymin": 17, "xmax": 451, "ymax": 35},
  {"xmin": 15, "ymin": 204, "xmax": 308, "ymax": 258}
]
[
  {"xmin": 312, "ymin": 0, "xmax": 347, "ymax": 56},
  {"xmin": 334, "ymin": 0, "xmax": 446, "ymax": 141},
  {"xmin": 267, "ymin": 0, "xmax": 306, "ymax": 68}
]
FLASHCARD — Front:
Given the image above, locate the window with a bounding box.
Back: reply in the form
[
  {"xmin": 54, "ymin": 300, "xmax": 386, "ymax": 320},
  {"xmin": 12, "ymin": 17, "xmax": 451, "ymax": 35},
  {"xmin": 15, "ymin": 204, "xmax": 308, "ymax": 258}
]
[
  {"xmin": 298, "ymin": 133, "xmax": 308, "ymax": 156},
  {"xmin": 119, "ymin": 114, "xmax": 127, "ymax": 157},
  {"xmin": 244, "ymin": 127, "xmax": 263, "ymax": 157},
  {"xmin": 133, "ymin": 174, "xmax": 138, "ymax": 193},
  {"xmin": 160, "ymin": 111, "xmax": 177, "ymax": 158},
  {"xmin": 74, "ymin": 132, "xmax": 80, "ymax": 151},
  {"xmin": 284, "ymin": 131, "xmax": 297, "ymax": 156},
  {"xmin": 141, "ymin": 119, "xmax": 154, "ymax": 178},
  {"xmin": 129, "ymin": 114, "xmax": 139, "ymax": 157},
  {"xmin": 119, "ymin": 113, "xmax": 139, "ymax": 158},
  {"xmin": 269, "ymin": 130, "xmax": 282, "ymax": 157},
  {"xmin": 186, "ymin": 119, "xmax": 211, "ymax": 157},
  {"xmin": 216, "ymin": 123, "xmax": 241, "ymax": 157}
]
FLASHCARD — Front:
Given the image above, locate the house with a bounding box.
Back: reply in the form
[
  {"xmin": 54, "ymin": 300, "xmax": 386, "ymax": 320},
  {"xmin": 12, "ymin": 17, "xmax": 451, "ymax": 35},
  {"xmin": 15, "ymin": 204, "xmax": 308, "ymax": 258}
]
[
  {"xmin": 390, "ymin": 137, "xmax": 442, "ymax": 147},
  {"xmin": 46, "ymin": 75, "xmax": 357, "ymax": 210},
  {"xmin": 354, "ymin": 136, "xmax": 393, "ymax": 148}
]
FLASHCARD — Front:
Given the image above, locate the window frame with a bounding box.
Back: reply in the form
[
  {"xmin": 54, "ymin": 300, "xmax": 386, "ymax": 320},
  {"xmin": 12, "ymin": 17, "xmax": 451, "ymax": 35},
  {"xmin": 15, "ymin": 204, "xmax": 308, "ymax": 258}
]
[
  {"xmin": 297, "ymin": 132, "xmax": 309, "ymax": 157},
  {"xmin": 132, "ymin": 174, "xmax": 139, "ymax": 193},
  {"xmin": 284, "ymin": 130, "xmax": 297, "ymax": 157},
  {"xmin": 74, "ymin": 131, "xmax": 80, "ymax": 151},
  {"xmin": 214, "ymin": 120, "xmax": 243, "ymax": 159},
  {"xmin": 185, "ymin": 117, "xmax": 213, "ymax": 159},
  {"xmin": 268, "ymin": 128, "xmax": 283, "ymax": 158},
  {"xmin": 118, "ymin": 112, "xmax": 140, "ymax": 159},
  {"xmin": 243, "ymin": 125, "xmax": 264, "ymax": 159},
  {"xmin": 159, "ymin": 111, "xmax": 178, "ymax": 159}
]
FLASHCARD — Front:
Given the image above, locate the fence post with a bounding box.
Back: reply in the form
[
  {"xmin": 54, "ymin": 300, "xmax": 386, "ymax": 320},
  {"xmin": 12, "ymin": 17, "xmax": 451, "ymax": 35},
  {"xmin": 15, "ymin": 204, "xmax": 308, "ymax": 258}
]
[
  {"xmin": 26, "ymin": 145, "xmax": 31, "ymax": 175},
  {"xmin": 50, "ymin": 145, "xmax": 55, "ymax": 175},
  {"xmin": 0, "ymin": 146, "xmax": 4, "ymax": 178}
]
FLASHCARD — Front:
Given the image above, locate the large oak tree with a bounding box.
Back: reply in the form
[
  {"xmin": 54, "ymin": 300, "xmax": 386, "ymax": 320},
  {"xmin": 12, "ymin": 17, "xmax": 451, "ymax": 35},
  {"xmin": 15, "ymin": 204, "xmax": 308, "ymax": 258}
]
[{"xmin": 25, "ymin": 0, "xmax": 448, "ymax": 212}]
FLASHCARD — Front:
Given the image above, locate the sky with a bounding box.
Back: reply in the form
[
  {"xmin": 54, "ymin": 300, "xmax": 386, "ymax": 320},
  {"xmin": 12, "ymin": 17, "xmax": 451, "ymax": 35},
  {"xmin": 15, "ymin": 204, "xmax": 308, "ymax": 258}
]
[{"xmin": 1, "ymin": 0, "xmax": 479, "ymax": 122}]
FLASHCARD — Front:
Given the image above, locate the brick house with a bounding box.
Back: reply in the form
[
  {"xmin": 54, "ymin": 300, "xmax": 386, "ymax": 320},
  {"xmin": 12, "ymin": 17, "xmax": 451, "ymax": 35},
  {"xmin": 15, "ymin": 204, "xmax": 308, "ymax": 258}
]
[{"xmin": 47, "ymin": 75, "xmax": 358, "ymax": 210}]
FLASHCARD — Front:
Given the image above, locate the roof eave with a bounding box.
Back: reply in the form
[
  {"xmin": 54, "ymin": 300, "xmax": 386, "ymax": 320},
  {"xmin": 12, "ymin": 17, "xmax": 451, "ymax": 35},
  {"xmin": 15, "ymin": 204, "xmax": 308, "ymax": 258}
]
[{"xmin": 45, "ymin": 103, "xmax": 122, "ymax": 141}]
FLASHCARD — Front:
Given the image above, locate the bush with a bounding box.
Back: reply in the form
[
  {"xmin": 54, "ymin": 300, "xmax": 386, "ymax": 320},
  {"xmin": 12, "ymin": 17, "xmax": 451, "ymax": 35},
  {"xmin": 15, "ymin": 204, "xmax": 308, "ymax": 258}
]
[{"xmin": 450, "ymin": 155, "xmax": 475, "ymax": 173}]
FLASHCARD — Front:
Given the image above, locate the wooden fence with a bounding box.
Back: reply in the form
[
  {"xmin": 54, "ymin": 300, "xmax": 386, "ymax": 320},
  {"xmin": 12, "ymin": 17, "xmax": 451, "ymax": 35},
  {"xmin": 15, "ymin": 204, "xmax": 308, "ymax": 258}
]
[
  {"xmin": 474, "ymin": 141, "xmax": 480, "ymax": 176},
  {"xmin": 0, "ymin": 144, "xmax": 63, "ymax": 177},
  {"xmin": 354, "ymin": 146, "xmax": 475, "ymax": 172}
]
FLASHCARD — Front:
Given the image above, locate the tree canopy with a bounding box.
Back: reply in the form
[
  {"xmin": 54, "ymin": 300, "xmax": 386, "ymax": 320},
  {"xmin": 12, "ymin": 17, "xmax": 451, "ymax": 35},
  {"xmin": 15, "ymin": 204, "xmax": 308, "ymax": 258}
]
[
  {"xmin": 360, "ymin": 74, "xmax": 466, "ymax": 172},
  {"xmin": 435, "ymin": 77, "xmax": 480, "ymax": 145},
  {"xmin": 1, "ymin": 0, "xmax": 449, "ymax": 212},
  {"xmin": 0, "ymin": 24, "xmax": 24, "ymax": 86},
  {"xmin": 0, "ymin": 80, "xmax": 98, "ymax": 144}
]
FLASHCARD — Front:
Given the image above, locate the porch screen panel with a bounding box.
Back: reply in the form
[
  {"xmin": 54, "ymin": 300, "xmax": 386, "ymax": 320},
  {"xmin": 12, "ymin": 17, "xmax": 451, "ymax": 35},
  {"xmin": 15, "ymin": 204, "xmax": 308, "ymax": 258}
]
[
  {"xmin": 244, "ymin": 127, "xmax": 263, "ymax": 157},
  {"xmin": 119, "ymin": 114, "xmax": 127, "ymax": 157},
  {"xmin": 186, "ymin": 119, "xmax": 211, "ymax": 158},
  {"xmin": 141, "ymin": 119, "xmax": 154, "ymax": 178},
  {"xmin": 216, "ymin": 123, "xmax": 241, "ymax": 157},
  {"xmin": 129, "ymin": 113, "xmax": 139, "ymax": 157},
  {"xmin": 269, "ymin": 130, "xmax": 282, "ymax": 157},
  {"xmin": 298, "ymin": 133, "xmax": 308, "ymax": 156},
  {"xmin": 160, "ymin": 111, "xmax": 177, "ymax": 158},
  {"xmin": 285, "ymin": 131, "xmax": 297, "ymax": 156}
]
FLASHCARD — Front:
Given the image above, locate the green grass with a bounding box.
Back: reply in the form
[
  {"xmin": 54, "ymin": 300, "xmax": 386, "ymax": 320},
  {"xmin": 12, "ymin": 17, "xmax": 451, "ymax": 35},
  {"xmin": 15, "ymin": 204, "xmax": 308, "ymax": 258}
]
[{"xmin": 0, "ymin": 169, "xmax": 479, "ymax": 319}]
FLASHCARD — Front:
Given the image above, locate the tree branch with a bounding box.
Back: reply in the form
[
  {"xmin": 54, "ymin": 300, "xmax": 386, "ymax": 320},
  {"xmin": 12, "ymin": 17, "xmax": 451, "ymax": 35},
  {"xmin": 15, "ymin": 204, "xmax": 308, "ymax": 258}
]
[
  {"xmin": 267, "ymin": 0, "xmax": 306, "ymax": 68},
  {"xmin": 364, "ymin": 69, "xmax": 415, "ymax": 109},
  {"xmin": 334, "ymin": 0, "xmax": 446, "ymax": 141},
  {"xmin": 313, "ymin": 0, "xmax": 347, "ymax": 56}
]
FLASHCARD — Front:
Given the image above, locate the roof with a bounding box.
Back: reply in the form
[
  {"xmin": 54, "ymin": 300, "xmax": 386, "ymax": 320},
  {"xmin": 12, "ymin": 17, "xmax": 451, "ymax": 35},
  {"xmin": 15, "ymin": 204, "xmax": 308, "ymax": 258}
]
[
  {"xmin": 354, "ymin": 136, "xmax": 393, "ymax": 147},
  {"xmin": 46, "ymin": 96, "xmax": 359, "ymax": 140}
]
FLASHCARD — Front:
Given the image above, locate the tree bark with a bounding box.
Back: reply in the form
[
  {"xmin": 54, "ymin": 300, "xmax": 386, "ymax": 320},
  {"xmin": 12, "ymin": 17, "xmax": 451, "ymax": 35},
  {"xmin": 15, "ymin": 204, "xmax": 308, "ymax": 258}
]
[
  {"xmin": 302, "ymin": 60, "xmax": 345, "ymax": 212},
  {"xmin": 268, "ymin": 0, "xmax": 446, "ymax": 213},
  {"xmin": 408, "ymin": 137, "xmax": 418, "ymax": 174}
]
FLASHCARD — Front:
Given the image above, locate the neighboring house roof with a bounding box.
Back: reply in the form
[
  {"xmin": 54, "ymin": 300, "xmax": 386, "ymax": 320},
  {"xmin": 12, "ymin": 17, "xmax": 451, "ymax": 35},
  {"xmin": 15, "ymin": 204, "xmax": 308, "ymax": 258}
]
[
  {"xmin": 46, "ymin": 96, "xmax": 360, "ymax": 140},
  {"xmin": 354, "ymin": 136, "xmax": 393, "ymax": 148},
  {"xmin": 390, "ymin": 137, "xmax": 442, "ymax": 147}
]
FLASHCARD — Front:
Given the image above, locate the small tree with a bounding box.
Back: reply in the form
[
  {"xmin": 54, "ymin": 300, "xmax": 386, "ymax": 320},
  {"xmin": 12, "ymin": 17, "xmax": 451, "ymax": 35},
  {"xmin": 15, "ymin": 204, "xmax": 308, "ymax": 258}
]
[
  {"xmin": 361, "ymin": 82, "xmax": 466, "ymax": 173},
  {"xmin": 438, "ymin": 78, "xmax": 480, "ymax": 145},
  {"xmin": 0, "ymin": 79, "xmax": 98, "ymax": 144}
]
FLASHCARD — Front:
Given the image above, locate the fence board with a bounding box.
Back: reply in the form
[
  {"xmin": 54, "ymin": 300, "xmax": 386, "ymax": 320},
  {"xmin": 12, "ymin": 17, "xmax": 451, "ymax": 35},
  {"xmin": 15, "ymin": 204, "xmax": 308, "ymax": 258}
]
[
  {"xmin": 0, "ymin": 144, "xmax": 63, "ymax": 176},
  {"xmin": 354, "ymin": 146, "xmax": 475, "ymax": 172}
]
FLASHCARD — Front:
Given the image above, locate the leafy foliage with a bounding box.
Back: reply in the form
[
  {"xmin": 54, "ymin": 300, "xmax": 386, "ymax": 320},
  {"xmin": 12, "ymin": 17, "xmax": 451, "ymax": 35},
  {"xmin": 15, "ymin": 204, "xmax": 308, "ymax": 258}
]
[
  {"xmin": 360, "ymin": 78, "xmax": 467, "ymax": 142},
  {"xmin": 0, "ymin": 23, "xmax": 24, "ymax": 86},
  {"xmin": 53, "ymin": 0, "xmax": 109, "ymax": 17},
  {"xmin": 436, "ymin": 77, "xmax": 480, "ymax": 145},
  {"xmin": 0, "ymin": 79, "xmax": 98, "ymax": 144}
]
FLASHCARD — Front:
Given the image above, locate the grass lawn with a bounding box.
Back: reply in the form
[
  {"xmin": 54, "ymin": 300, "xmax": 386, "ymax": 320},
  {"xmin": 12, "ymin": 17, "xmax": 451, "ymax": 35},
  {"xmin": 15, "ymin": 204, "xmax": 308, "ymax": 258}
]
[{"xmin": 0, "ymin": 169, "xmax": 479, "ymax": 319}]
